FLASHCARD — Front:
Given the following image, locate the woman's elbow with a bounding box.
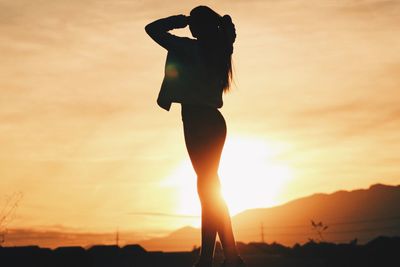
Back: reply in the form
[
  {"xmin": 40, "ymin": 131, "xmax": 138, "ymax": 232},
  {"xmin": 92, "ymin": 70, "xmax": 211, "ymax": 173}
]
[
  {"xmin": 145, "ymin": 23, "xmax": 155, "ymax": 36},
  {"xmin": 145, "ymin": 24, "xmax": 151, "ymax": 35}
]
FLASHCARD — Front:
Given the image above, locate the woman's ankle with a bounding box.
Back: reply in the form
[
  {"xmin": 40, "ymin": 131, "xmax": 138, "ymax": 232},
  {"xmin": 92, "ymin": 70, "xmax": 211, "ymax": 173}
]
[
  {"xmin": 221, "ymin": 255, "xmax": 246, "ymax": 267},
  {"xmin": 224, "ymin": 249, "xmax": 240, "ymax": 262},
  {"xmin": 224, "ymin": 254, "xmax": 243, "ymax": 264},
  {"xmin": 196, "ymin": 256, "xmax": 213, "ymax": 266}
]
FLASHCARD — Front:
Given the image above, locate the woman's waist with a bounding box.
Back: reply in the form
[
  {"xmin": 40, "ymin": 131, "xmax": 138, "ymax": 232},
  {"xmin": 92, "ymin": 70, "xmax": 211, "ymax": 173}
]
[
  {"xmin": 181, "ymin": 103, "xmax": 221, "ymax": 114},
  {"xmin": 181, "ymin": 103, "xmax": 225, "ymax": 122}
]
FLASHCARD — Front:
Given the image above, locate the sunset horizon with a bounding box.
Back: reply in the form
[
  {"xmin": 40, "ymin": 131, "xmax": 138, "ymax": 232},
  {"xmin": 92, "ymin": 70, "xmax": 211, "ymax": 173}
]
[{"xmin": 3, "ymin": 182, "xmax": 400, "ymax": 250}]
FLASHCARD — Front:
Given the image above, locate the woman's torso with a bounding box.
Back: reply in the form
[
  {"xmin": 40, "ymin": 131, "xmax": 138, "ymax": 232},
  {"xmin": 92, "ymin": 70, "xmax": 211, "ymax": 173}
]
[{"xmin": 157, "ymin": 39, "xmax": 224, "ymax": 110}]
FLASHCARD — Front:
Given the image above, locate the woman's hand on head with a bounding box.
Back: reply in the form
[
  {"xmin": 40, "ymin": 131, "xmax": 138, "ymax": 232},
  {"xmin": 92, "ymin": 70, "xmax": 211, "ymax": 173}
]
[{"xmin": 171, "ymin": 14, "xmax": 189, "ymax": 28}]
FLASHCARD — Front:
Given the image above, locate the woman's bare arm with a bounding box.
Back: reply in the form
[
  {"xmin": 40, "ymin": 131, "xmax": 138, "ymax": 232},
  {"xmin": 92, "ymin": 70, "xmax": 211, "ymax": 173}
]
[{"xmin": 145, "ymin": 15, "xmax": 189, "ymax": 51}]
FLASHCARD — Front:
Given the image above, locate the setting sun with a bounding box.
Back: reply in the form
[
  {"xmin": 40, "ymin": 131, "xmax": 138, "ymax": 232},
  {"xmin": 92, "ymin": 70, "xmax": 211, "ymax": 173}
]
[
  {"xmin": 162, "ymin": 136, "xmax": 294, "ymax": 223},
  {"xmin": 219, "ymin": 137, "xmax": 293, "ymax": 214}
]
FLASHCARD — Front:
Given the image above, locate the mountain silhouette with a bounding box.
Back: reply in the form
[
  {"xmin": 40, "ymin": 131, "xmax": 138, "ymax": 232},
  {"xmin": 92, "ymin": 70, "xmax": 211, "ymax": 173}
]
[
  {"xmin": 139, "ymin": 184, "xmax": 400, "ymax": 251},
  {"xmin": 139, "ymin": 226, "xmax": 199, "ymax": 251}
]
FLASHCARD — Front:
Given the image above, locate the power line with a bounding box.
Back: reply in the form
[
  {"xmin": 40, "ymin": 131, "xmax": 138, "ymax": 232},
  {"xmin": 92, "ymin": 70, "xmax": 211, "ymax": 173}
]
[
  {"xmin": 127, "ymin": 212, "xmax": 400, "ymax": 237},
  {"xmin": 129, "ymin": 211, "xmax": 400, "ymax": 228},
  {"xmin": 128, "ymin": 212, "xmax": 199, "ymax": 218},
  {"xmin": 326, "ymin": 225, "xmax": 400, "ymax": 234},
  {"xmin": 243, "ymin": 225, "xmax": 400, "ymax": 237},
  {"xmin": 260, "ymin": 222, "xmax": 265, "ymax": 243},
  {"xmin": 328, "ymin": 216, "xmax": 400, "ymax": 226},
  {"xmin": 242, "ymin": 215, "xmax": 400, "ymax": 230},
  {"xmin": 116, "ymin": 228, "xmax": 119, "ymax": 247}
]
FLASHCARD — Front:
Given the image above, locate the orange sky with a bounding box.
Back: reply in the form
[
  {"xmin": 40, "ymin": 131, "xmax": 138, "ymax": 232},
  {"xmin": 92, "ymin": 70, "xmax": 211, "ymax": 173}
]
[{"xmin": 1, "ymin": 0, "xmax": 400, "ymax": 241}]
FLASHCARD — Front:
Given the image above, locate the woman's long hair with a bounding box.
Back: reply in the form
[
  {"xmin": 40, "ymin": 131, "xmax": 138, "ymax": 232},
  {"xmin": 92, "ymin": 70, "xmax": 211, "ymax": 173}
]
[{"xmin": 189, "ymin": 6, "xmax": 236, "ymax": 92}]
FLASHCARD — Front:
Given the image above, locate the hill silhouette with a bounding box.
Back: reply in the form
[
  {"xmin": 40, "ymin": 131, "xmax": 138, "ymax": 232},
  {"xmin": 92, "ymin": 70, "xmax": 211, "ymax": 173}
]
[
  {"xmin": 139, "ymin": 184, "xmax": 400, "ymax": 251},
  {"xmin": 139, "ymin": 226, "xmax": 199, "ymax": 251},
  {"xmin": 3, "ymin": 184, "xmax": 400, "ymax": 252}
]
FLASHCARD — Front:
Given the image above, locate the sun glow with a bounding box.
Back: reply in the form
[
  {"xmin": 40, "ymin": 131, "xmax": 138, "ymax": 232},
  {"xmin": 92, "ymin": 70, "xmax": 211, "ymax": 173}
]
[{"xmin": 162, "ymin": 136, "xmax": 293, "ymax": 223}]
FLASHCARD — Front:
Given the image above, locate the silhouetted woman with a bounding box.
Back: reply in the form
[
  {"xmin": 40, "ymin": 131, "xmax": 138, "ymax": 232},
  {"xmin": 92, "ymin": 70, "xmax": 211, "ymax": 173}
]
[{"xmin": 145, "ymin": 6, "xmax": 246, "ymax": 267}]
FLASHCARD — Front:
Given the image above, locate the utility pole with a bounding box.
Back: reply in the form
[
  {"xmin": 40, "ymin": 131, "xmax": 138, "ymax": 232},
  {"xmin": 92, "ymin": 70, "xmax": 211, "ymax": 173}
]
[
  {"xmin": 116, "ymin": 228, "xmax": 119, "ymax": 247},
  {"xmin": 260, "ymin": 222, "xmax": 265, "ymax": 243}
]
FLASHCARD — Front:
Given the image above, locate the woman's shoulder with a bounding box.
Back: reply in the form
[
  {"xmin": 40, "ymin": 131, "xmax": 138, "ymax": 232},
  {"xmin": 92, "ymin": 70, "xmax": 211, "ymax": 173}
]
[
  {"xmin": 173, "ymin": 36, "xmax": 197, "ymax": 49},
  {"xmin": 166, "ymin": 37, "xmax": 198, "ymax": 58},
  {"xmin": 178, "ymin": 36, "xmax": 197, "ymax": 44}
]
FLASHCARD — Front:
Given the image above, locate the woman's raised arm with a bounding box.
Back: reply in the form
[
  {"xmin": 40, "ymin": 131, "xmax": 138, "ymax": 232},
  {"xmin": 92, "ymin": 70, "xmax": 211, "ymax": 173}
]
[{"xmin": 145, "ymin": 15, "xmax": 189, "ymax": 51}]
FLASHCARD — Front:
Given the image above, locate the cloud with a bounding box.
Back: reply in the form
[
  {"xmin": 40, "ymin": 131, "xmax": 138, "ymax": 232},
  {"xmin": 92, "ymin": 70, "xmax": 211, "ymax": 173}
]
[{"xmin": 5, "ymin": 227, "xmax": 140, "ymax": 248}]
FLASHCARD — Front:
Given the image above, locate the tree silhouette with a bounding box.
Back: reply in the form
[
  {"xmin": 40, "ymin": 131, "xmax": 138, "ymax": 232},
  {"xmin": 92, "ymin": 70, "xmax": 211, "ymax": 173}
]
[
  {"xmin": 0, "ymin": 191, "xmax": 23, "ymax": 245},
  {"xmin": 310, "ymin": 219, "xmax": 329, "ymax": 242}
]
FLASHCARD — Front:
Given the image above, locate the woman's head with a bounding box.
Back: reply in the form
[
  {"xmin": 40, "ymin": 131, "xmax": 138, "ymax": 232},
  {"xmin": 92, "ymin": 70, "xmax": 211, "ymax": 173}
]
[
  {"xmin": 189, "ymin": 6, "xmax": 220, "ymax": 39},
  {"xmin": 189, "ymin": 6, "xmax": 236, "ymax": 91}
]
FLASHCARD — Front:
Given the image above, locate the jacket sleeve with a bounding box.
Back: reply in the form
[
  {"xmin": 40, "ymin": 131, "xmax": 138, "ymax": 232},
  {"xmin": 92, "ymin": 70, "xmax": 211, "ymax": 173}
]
[{"xmin": 145, "ymin": 15, "xmax": 191, "ymax": 53}]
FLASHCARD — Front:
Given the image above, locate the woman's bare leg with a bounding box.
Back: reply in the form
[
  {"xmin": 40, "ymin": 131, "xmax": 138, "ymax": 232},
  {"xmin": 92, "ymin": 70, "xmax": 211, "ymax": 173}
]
[
  {"xmin": 197, "ymin": 174, "xmax": 239, "ymax": 263},
  {"xmin": 215, "ymin": 194, "xmax": 239, "ymax": 261},
  {"xmin": 182, "ymin": 105, "xmax": 240, "ymax": 265},
  {"xmin": 198, "ymin": 200, "xmax": 218, "ymax": 263}
]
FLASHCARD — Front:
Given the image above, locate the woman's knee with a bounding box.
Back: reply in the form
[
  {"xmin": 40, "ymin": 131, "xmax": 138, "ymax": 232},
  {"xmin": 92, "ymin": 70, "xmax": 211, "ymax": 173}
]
[{"xmin": 197, "ymin": 175, "xmax": 222, "ymax": 204}]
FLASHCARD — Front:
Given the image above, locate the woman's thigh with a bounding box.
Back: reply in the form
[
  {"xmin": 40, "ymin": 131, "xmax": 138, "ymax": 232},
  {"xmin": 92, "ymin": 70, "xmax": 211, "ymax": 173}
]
[{"xmin": 182, "ymin": 108, "xmax": 226, "ymax": 177}]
